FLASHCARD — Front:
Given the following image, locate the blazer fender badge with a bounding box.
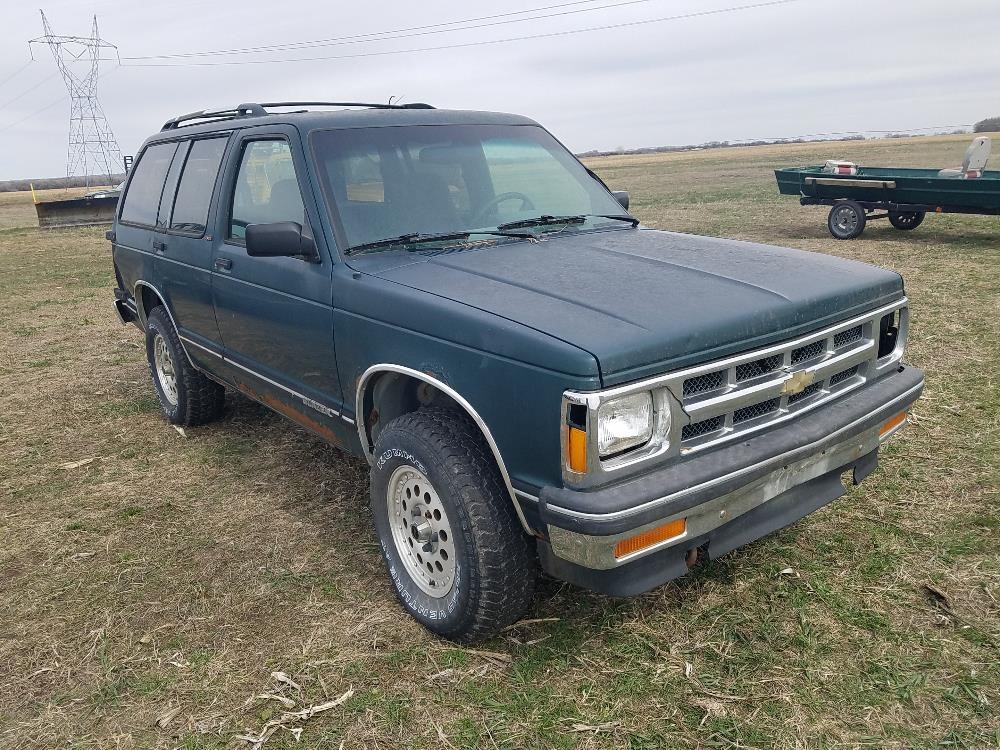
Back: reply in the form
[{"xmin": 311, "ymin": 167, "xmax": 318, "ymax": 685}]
[{"xmin": 782, "ymin": 370, "xmax": 816, "ymax": 396}]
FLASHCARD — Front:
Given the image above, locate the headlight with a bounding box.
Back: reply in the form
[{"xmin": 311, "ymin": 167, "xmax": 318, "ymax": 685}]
[{"xmin": 597, "ymin": 392, "xmax": 654, "ymax": 457}]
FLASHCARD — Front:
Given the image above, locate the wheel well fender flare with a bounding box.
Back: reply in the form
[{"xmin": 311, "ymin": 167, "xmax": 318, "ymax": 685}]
[
  {"xmin": 133, "ymin": 280, "xmax": 195, "ymax": 367},
  {"xmin": 355, "ymin": 364, "xmax": 532, "ymax": 533}
]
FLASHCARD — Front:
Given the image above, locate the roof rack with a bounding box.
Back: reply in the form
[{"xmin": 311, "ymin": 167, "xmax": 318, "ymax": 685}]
[{"xmin": 160, "ymin": 100, "xmax": 435, "ymax": 131}]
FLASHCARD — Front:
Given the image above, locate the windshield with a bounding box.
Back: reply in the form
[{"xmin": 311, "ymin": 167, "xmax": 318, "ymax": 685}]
[{"xmin": 311, "ymin": 124, "xmax": 628, "ymax": 251}]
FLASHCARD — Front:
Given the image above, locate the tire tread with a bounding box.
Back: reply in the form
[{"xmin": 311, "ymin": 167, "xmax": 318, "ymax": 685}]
[
  {"xmin": 373, "ymin": 407, "xmax": 536, "ymax": 642},
  {"xmin": 147, "ymin": 306, "xmax": 225, "ymax": 427}
]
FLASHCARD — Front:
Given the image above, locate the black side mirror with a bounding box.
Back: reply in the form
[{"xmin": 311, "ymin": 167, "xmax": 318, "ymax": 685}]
[
  {"xmin": 612, "ymin": 191, "xmax": 630, "ymax": 211},
  {"xmin": 245, "ymin": 222, "xmax": 318, "ymax": 261}
]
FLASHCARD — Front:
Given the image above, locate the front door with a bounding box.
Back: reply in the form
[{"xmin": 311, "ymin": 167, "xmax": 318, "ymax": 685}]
[{"xmin": 210, "ymin": 130, "xmax": 345, "ymax": 421}]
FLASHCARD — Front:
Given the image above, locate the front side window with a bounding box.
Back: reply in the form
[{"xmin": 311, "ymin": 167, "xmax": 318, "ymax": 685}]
[
  {"xmin": 229, "ymin": 140, "xmax": 305, "ymax": 241},
  {"xmin": 312, "ymin": 124, "xmax": 625, "ymax": 251},
  {"xmin": 119, "ymin": 142, "xmax": 178, "ymax": 226},
  {"xmin": 170, "ymin": 137, "xmax": 228, "ymax": 234}
]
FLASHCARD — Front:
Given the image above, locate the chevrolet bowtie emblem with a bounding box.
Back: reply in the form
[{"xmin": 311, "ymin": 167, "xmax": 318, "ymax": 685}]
[{"xmin": 782, "ymin": 370, "xmax": 815, "ymax": 396}]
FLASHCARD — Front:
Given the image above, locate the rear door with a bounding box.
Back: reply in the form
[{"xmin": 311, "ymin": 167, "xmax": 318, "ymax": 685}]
[
  {"xmin": 115, "ymin": 140, "xmax": 178, "ymax": 306},
  {"xmin": 210, "ymin": 126, "xmax": 345, "ymax": 416},
  {"xmin": 156, "ymin": 135, "xmax": 231, "ymax": 355}
]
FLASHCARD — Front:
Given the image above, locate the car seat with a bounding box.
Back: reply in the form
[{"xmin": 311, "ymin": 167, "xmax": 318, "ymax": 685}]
[
  {"xmin": 406, "ymin": 172, "xmax": 456, "ymax": 232},
  {"xmin": 938, "ymin": 136, "xmax": 991, "ymax": 178},
  {"xmin": 267, "ymin": 179, "xmax": 306, "ymax": 225}
]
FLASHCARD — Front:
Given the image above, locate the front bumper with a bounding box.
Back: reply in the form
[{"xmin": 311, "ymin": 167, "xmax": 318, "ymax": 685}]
[{"xmin": 536, "ymin": 365, "xmax": 923, "ymax": 595}]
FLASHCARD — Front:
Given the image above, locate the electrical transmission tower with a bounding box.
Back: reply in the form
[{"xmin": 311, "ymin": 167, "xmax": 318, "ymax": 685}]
[{"xmin": 29, "ymin": 11, "xmax": 124, "ymax": 187}]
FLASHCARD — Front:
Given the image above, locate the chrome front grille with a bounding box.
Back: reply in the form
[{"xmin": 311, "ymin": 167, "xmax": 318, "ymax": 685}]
[
  {"xmin": 735, "ymin": 354, "xmax": 782, "ymax": 381},
  {"xmin": 787, "ymin": 380, "xmax": 822, "ymax": 404},
  {"xmin": 668, "ymin": 302, "xmax": 908, "ymax": 454},
  {"xmin": 561, "ymin": 299, "xmax": 909, "ymax": 488},
  {"xmin": 791, "ymin": 340, "xmax": 824, "ymax": 364},
  {"xmin": 683, "ymin": 370, "xmax": 726, "ymax": 397},
  {"xmin": 681, "ymin": 415, "xmax": 724, "ymax": 440},
  {"xmin": 834, "ymin": 325, "xmax": 863, "ymax": 348}
]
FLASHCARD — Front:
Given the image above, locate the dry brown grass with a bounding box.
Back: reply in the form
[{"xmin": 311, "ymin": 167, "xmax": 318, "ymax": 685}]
[{"xmin": 0, "ymin": 134, "xmax": 997, "ymax": 749}]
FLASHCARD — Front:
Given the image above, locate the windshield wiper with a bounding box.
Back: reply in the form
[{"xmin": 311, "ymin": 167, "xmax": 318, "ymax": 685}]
[
  {"xmin": 345, "ymin": 229, "xmax": 533, "ymax": 256},
  {"xmin": 497, "ymin": 213, "xmax": 639, "ymax": 232},
  {"xmin": 593, "ymin": 214, "xmax": 640, "ymax": 227},
  {"xmin": 497, "ymin": 215, "xmax": 586, "ymax": 231}
]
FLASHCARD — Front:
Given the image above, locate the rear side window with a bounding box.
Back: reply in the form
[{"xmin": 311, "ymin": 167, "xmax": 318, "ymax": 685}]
[
  {"xmin": 170, "ymin": 138, "xmax": 228, "ymax": 234},
  {"xmin": 119, "ymin": 142, "xmax": 178, "ymax": 226},
  {"xmin": 229, "ymin": 140, "xmax": 305, "ymax": 241}
]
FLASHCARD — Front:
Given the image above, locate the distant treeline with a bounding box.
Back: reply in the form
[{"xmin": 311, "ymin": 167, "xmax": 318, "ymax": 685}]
[
  {"xmin": 576, "ymin": 131, "xmax": 975, "ymax": 158},
  {"xmin": 578, "ymin": 134, "xmax": 869, "ymax": 158},
  {"xmin": 974, "ymin": 117, "xmax": 1000, "ymax": 133},
  {"xmin": 0, "ymin": 174, "xmax": 126, "ymax": 193}
]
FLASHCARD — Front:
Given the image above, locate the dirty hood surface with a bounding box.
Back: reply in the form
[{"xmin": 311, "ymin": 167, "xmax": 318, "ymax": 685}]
[{"xmin": 355, "ymin": 228, "xmax": 904, "ymax": 385}]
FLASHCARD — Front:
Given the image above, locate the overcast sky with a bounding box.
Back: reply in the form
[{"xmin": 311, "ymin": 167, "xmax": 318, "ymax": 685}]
[{"xmin": 2, "ymin": 0, "xmax": 999, "ymax": 180}]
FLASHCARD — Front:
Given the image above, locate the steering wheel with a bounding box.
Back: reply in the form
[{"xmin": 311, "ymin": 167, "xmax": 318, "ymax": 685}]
[{"xmin": 472, "ymin": 191, "xmax": 536, "ymax": 226}]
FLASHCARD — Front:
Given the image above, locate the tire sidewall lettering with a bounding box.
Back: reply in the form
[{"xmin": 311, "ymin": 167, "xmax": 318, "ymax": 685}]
[
  {"xmin": 373, "ymin": 447, "xmax": 468, "ymax": 629},
  {"xmin": 380, "ymin": 537, "xmax": 462, "ymax": 620},
  {"xmin": 375, "ymin": 447, "xmax": 424, "ymax": 474}
]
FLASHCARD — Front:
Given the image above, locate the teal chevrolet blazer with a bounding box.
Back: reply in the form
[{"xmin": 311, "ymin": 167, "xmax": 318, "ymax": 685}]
[{"xmin": 109, "ymin": 101, "xmax": 924, "ymax": 642}]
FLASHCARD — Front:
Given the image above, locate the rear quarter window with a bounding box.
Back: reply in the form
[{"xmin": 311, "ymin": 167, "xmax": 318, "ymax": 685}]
[
  {"xmin": 119, "ymin": 142, "xmax": 178, "ymax": 226},
  {"xmin": 170, "ymin": 138, "xmax": 228, "ymax": 234}
]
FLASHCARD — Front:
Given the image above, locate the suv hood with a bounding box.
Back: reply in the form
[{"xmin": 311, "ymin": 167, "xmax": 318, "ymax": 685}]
[{"xmin": 355, "ymin": 228, "xmax": 904, "ymax": 385}]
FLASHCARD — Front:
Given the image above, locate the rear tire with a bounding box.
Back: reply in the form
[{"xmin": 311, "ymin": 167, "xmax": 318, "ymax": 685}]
[
  {"xmin": 888, "ymin": 210, "xmax": 925, "ymax": 230},
  {"xmin": 145, "ymin": 306, "xmax": 225, "ymax": 426},
  {"xmin": 370, "ymin": 407, "xmax": 536, "ymax": 642},
  {"xmin": 827, "ymin": 201, "xmax": 866, "ymax": 239}
]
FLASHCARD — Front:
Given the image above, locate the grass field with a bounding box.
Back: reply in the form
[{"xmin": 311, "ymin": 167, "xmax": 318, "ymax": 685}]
[{"xmin": 0, "ymin": 133, "xmax": 997, "ymax": 749}]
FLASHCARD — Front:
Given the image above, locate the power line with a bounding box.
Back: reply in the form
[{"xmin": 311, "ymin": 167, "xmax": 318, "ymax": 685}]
[
  {"xmin": 122, "ymin": 0, "xmax": 806, "ymax": 67},
  {"xmin": 0, "ymin": 61, "xmax": 34, "ymax": 89},
  {"xmin": 29, "ymin": 12, "xmax": 124, "ymax": 184},
  {"xmin": 0, "ymin": 66, "xmax": 117, "ymax": 134},
  {"xmin": 124, "ymin": 0, "xmax": 650, "ymax": 60},
  {"xmin": 0, "ymin": 70, "xmax": 60, "ymax": 110},
  {"xmin": 0, "ymin": 94, "xmax": 64, "ymax": 132}
]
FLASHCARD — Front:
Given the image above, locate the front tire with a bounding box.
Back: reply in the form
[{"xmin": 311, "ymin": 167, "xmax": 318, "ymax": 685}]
[
  {"xmin": 370, "ymin": 408, "xmax": 536, "ymax": 642},
  {"xmin": 145, "ymin": 306, "xmax": 225, "ymax": 426},
  {"xmin": 827, "ymin": 200, "xmax": 867, "ymax": 239}
]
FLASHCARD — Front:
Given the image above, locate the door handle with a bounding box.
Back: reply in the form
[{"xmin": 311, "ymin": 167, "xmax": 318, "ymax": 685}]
[
  {"xmin": 214, "ymin": 257, "xmax": 233, "ymax": 271},
  {"xmin": 152, "ymin": 239, "xmax": 166, "ymax": 253}
]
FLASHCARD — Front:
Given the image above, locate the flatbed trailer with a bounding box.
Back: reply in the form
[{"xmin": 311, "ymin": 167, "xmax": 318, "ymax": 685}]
[{"xmin": 774, "ymin": 165, "xmax": 1000, "ymax": 239}]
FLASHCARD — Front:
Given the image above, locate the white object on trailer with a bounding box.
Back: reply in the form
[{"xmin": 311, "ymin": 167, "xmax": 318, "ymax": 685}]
[
  {"xmin": 938, "ymin": 136, "xmax": 991, "ymax": 178},
  {"xmin": 823, "ymin": 160, "xmax": 858, "ymax": 175}
]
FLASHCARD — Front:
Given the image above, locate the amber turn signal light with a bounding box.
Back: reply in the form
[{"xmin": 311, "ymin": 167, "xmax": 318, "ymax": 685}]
[
  {"xmin": 614, "ymin": 518, "xmax": 687, "ymax": 559},
  {"xmin": 879, "ymin": 411, "xmax": 907, "ymax": 438},
  {"xmin": 567, "ymin": 426, "xmax": 588, "ymax": 473}
]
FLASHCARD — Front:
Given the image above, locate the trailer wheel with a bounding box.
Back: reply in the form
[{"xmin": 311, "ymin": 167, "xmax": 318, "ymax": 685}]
[
  {"xmin": 828, "ymin": 201, "xmax": 866, "ymax": 239},
  {"xmin": 888, "ymin": 210, "xmax": 925, "ymax": 231}
]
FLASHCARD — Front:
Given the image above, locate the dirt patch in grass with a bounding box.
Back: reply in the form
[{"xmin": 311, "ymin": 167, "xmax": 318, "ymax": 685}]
[{"xmin": 1, "ymin": 135, "xmax": 997, "ymax": 749}]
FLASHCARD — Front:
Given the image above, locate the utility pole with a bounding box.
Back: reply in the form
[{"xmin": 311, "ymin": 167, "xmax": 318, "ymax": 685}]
[{"xmin": 29, "ymin": 11, "xmax": 124, "ymax": 187}]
